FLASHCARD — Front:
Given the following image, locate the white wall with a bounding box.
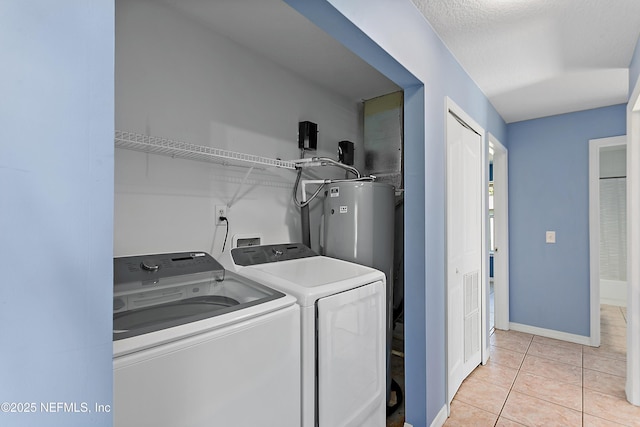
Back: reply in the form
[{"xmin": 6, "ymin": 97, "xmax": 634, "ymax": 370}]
[{"xmin": 115, "ymin": 0, "xmax": 364, "ymax": 257}]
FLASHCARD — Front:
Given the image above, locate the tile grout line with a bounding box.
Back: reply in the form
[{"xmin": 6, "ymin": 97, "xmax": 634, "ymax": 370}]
[
  {"xmin": 492, "ymin": 334, "xmax": 534, "ymax": 427},
  {"xmin": 524, "ymin": 340, "xmax": 584, "ymax": 368},
  {"xmin": 503, "ymin": 334, "xmax": 592, "ymax": 425}
]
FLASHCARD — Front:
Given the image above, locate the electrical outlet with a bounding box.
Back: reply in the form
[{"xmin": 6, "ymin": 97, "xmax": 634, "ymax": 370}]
[
  {"xmin": 546, "ymin": 231, "xmax": 556, "ymax": 244},
  {"xmin": 215, "ymin": 205, "xmax": 227, "ymax": 226}
]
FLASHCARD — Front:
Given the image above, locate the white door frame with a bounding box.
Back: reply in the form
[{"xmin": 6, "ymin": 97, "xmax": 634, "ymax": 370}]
[
  {"xmin": 489, "ymin": 133, "xmax": 510, "ymax": 331},
  {"xmin": 445, "ymin": 97, "xmax": 488, "ymax": 406},
  {"xmin": 626, "ymin": 76, "xmax": 640, "ymax": 406},
  {"xmin": 588, "ymin": 135, "xmax": 627, "ymax": 348}
]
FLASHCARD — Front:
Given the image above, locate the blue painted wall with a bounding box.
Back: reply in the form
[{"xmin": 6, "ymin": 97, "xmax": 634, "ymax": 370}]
[
  {"xmin": 0, "ymin": 1, "xmax": 114, "ymax": 426},
  {"xmin": 507, "ymin": 105, "xmax": 626, "ymax": 337},
  {"xmin": 286, "ymin": 1, "xmax": 507, "ymax": 425}
]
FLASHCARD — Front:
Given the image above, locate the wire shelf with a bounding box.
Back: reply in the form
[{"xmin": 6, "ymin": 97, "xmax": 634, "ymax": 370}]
[{"xmin": 114, "ymin": 131, "xmax": 297, "ymax": 170}]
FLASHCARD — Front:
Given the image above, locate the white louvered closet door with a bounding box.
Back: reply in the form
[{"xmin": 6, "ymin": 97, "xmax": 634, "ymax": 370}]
[{"xmin": 447, "ymin": 111, "xmax": 483, "ymax": 404}]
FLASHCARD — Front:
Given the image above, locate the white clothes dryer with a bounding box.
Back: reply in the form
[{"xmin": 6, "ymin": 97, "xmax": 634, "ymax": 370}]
[
  {"xmin": 112, "ymin": 251, "xmax": 300, "ymax": 427},
  {"xmin": 224, "ymin": 243, "xmax": 386, "ymax": 427}
]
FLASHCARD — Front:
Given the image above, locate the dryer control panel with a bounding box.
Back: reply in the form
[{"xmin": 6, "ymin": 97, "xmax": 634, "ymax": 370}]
[{"xmin": 231, "ymin": 243, "xmax": 317, "ymax": 266}]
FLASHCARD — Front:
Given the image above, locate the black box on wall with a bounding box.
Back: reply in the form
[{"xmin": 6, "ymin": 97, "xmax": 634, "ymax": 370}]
[
  {"xmin": 338, "ymin": 140, "xmax": 354, "ymax": 165},
  {"xmin": 298, "ymin": 121, "xmax": 318, "ymax": 151}
]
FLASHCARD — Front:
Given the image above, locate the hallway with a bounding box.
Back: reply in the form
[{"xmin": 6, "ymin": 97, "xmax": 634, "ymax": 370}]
[{"xmin": 445, "ymin": 305, "xmax": 639, "ymax": 426}]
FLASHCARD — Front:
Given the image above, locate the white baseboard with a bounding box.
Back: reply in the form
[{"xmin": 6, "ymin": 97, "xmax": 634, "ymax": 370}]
[
  {"xmin": 483, "ymin": 343, "xmax": 490, "ymax": 365},
  {"xmin": 429, "ymin": 404, "xmax": 448, "ymax": 427},
  {"xmin": 402, "ymin": 401, "xmax": 449, "ymax": 426},
  {"xmin": 601, "ymin": 279, "xmax": 627, "ymax": 307},
  {"xmin": 509, "ymin": 322, "xmax": 591, "ymax": 346},
  {"xmin": 601, "ymin": 298, "xmax": 627, "ymax": 307}
]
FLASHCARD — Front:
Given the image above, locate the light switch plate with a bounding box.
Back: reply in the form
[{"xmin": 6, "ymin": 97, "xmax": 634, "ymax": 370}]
[{"xmin": 546, "ymin": 231, "xmax": 556, "ymax": 244}]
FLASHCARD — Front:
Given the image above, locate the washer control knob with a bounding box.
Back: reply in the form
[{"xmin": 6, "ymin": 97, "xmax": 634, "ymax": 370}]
[
  {"xmin": 272, "ymin": 248, "xmax": 284, "ymax": 257},
  {"xmin": 140, "ymin": 259, "xmax": 160, "ymax": 272}
]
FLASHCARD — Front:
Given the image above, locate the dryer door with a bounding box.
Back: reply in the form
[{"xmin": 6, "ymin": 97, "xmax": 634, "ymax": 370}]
[{"xmin": 317, "ymin": 280, "xmax": 385, "ymax": 427}]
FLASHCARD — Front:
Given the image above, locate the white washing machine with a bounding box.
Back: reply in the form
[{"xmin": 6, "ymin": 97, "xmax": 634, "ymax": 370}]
[
  {"xmin": 112, "ymin": 251, "xmax": 300, "ymax": 427},
  {"xmin": 223, "ymin": 243, "xmax": 386, "ymax": 427}
]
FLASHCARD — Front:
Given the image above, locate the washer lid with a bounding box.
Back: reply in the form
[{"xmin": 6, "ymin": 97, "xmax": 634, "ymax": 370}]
[
  {"xmin": 238, "ymin": 256, "xmax": 385, "ymax": 306},
  {"xmin": 113, "ymin": 252, "xmax": 287, "ymax": 341}
]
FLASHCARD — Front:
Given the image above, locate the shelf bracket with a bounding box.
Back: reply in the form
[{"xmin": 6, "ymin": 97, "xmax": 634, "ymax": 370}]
[{"xmin": 227, "ymin": 164, "xmax": 256, "ymax": 209}]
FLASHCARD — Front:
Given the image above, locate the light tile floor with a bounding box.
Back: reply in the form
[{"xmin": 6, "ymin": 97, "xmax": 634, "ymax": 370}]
[{"xmin": 444, "ymin": 305, "xmax": 639, "ymax": 426}]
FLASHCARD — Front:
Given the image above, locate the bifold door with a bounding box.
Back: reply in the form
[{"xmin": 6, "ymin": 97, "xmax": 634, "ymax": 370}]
[{"xmin": 447, "ymin": 110, "xmax": 483, "ymax": 403}]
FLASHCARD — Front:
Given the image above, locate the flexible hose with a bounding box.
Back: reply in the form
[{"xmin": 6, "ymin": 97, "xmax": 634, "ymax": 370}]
[
  {"xmin": 308, "ymin": 157, "xmax": 361, "ymax": 178},
  {"xmin": 292, "ymin": 168, "xmax": 326, "ymax": 208},
  {"xmin": 292, "ymin": 152, "xmax": 366, "ymax": 208}
]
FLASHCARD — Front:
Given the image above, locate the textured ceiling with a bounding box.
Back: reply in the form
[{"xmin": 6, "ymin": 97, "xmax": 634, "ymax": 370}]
[
  {"xmin": 154, "ymin": 0, "xmax": 640, "ymax": 123},
  {"xmin": 412, "ymin": 0, "xmax": 640, "ymax": 122}
]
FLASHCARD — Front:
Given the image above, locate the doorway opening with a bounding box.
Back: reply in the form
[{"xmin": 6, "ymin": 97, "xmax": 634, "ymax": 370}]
[
  {"xmin": 489, "ymin": 145, "xmax": 495, "ymax": 333},
  {"xmin": 599, "ymin": 143, "xmax": 627, "ymax": 308},
  {"xmin": 588, "ymin": 135, "xmax": 631, "ymax": 406},
  {"xmin": 627, "ymin": 80, "xmax": 640, "ymax": 406},
  {"xmin": 589, "ymin": 135, "xmax": 627, "ymax": 347},
  {"xmin": 489, "ymin": 134, "xmax": 509, "ymax": 333}
]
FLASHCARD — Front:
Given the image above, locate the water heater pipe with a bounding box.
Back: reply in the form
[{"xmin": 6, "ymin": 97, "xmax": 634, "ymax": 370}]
[
  {"xmin": 292, "ymin": 157, "xmax": 361, "ymax": 178},
  {"xmin": 300, "ymin": 179, "xmax": 330, "ymax": 204},
  {"xmin": 299, "ymin": 179, "xmax": 328, "ymax": 248}
]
